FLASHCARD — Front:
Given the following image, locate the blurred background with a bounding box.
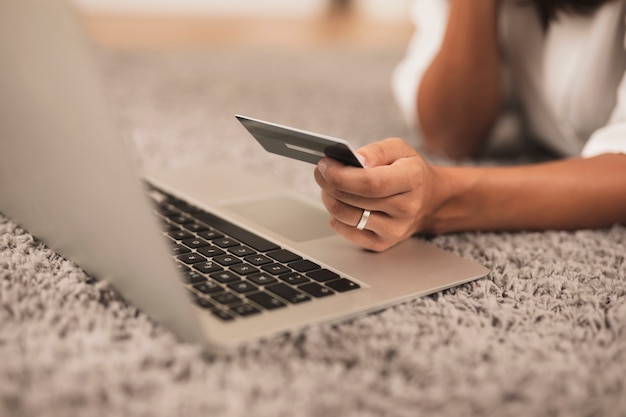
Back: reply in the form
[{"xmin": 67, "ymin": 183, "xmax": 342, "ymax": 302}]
[
  {"xmin": 68, "ymin": 0, "xmax": 418, "ymax": 192},
  {"xmin": 74, "ymin": 0, "xmax": 414, "ymax": 50}
]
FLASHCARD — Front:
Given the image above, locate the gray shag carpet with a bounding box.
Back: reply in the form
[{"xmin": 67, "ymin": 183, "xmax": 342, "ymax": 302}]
[{"xmin": 1, "ymin": 46, "xmax": 625, "ymax": 417}]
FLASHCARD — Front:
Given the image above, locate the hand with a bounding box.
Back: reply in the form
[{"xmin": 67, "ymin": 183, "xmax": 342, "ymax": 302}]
[{"xmin": 314, "ymin": 138, "xmax": 440, "ymax": 252}]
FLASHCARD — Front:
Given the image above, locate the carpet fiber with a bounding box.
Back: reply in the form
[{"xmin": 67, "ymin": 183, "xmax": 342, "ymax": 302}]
[{"xmin": 1, "ymin": 47, "xmax": 625, "ymax": 417}]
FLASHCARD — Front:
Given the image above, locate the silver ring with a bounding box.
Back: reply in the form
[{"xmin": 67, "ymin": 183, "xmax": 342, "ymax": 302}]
[{"xmin": 356, "ymin": 209, "xmax": 371, "ymax": 231}]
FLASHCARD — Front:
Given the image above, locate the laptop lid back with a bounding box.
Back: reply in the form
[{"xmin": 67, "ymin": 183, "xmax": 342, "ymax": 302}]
[{"xmin": 0, "ymin": 0, "xmax": 203, "ymax": 343}]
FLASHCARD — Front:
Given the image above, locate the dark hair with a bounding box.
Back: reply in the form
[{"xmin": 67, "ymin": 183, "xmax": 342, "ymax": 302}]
[{"xmin": 532, "ymin": 0, "xmax": 618, "ymax": 24}]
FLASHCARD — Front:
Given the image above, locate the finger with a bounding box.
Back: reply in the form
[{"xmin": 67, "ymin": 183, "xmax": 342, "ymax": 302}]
[
  {"xmin": 316, "ymin": 164, "xmax": 420, "ymax": 221},
  {"xmin": 316, "ymin": 168, "xmax": 393, "ymax": 215},
  {"xmin": 356, "ymin": 137, "xmax": 419, "ymax": 168},
  {"xmin": 328, "ymin": 210, "xmax": 418, "ymax": 253},
  {"xmin": 320, "ymin": 191, "xmax": 384, "ymax": 231},
  {"xmin": 321, "ymin": 191, "xmax": 419, "ymax": 244},
  {"xmin": 327, "ymin": 218, "xmax": 396, "ymax": 253},
  {"xmin": 316, "ymin": 169, "xmax": 373, "ymax": 207},
  {"xmin": 321, "ymin": 189, "xmax": 419, "ymax": 251},
  {"xmin": 317, "ymin": 155, "xmax": 423, "ymax": 201}
]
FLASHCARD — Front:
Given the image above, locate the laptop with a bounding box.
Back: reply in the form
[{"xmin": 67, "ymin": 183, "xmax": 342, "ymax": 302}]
[{"xmin": 0, "ymin": 0, "xmax": 488, "ymax": 351}]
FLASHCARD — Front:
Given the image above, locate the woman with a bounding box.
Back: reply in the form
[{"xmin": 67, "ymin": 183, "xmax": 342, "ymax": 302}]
[{"xmin": 315, "ymin": 0, "xmax": 626, "ymax": 252}]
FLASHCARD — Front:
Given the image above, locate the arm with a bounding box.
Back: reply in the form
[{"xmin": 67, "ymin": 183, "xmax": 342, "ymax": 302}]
[
  {"xmin": 417, "ymin": 0, "xmax": 502, "ymax": 159},
  {"xmin": 314, "ymin": 139, "xmax": 626, "ymax": 252},
  {"xmin": 430, "ymin": 153, "xmax": 626, "ymax": 233}
]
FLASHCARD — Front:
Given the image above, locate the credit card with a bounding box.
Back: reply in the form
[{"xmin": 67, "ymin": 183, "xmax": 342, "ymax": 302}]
[{"xmin": 236, "ymin": 115, "xmax": 363, "ymax": 168}]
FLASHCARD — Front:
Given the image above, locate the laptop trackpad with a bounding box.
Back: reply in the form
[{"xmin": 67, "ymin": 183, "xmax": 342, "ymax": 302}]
[{"xmin": 223, "ymin": 195, "xmax": 335, "ymax": 242}]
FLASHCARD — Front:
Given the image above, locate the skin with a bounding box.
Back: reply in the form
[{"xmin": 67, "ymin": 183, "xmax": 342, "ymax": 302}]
[
  {"xmin": 315, "ymin": 140, "xmax": 626, "ymax": 252},
  {"xmin": 417, "ymin": 0, "xmax": 501, "ymax": 159},
  {"xmin": 313, "ymin": 0, "xmax": 626, "ymax": 252}
]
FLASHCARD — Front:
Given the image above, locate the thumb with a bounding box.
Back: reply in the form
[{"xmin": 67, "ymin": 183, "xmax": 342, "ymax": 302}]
[{"xmin": 356, "ymin": 137, "xmax": 416, "ymax": 168}]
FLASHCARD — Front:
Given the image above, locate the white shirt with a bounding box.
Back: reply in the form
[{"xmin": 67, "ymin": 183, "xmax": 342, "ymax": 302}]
[{"xmin": 392, "ymin": 0, "xmax": 626, "ymax": 157}]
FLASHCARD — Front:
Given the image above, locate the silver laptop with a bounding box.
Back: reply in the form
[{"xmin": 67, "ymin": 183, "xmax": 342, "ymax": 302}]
[{"xmin": 0, "ymin": 0, "xmax": 488, "ymax": 351}]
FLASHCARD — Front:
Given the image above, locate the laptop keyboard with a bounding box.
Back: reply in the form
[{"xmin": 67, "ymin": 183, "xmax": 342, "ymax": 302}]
[{"xmin": 149, "ymin": 188, "xmax": 361, "ymax": 322}]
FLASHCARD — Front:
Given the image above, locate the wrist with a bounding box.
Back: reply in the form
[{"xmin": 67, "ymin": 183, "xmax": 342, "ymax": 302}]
[{"xmin": 421, "ymin": 165, "xmax": 476, "ymax": 234}]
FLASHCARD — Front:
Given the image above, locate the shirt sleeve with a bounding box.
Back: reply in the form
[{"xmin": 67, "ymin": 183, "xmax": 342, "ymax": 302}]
[
  {"xmin": 391, "ymin": 0, "xmax": 449, "ymax": 130},
  {"xmin": 581, "ymin": 17, "xmax": 626, "ymax": 157}
]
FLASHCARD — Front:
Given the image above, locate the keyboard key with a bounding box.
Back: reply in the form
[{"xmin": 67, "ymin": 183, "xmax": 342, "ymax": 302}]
[
  {"xmin": 168, "ymin": 214, "xmax": 192, "ymax": 225},
  {"xmin": 198, "ymin": 229, "xmax": 224, "ymax": 240},
  {"xmin": 212, "ymin": 309, "xmax": 235, "ymax": 321},
  {"xmin": 168, "ymin": 229, "xmax": 193, "ymax": 240},
  {"xmin": 288, "ymin": 260, "xmax": 320, "ymax": 272},
  {"xmin": 183, "ymin": 222, "xmax": 209, "ymax": 233},
  {"xmin": 325, "ymin": 278, "xmax": 360, "ymax": 292},
  {"xmin": 212, "ymin": 292, "xmax": 242, "ymax": 305},
  {"xmin": 230, "ymin": 263, "xmax": 259, "ymax": 276},
  {"xmin": 279, "ymin": 272, "xmax": 310, "ymax": 286},
  {"xmin": 210, "ymin": 271, "xmax": 240, "ymax": 284},
  {"xmin": 299, "ymin": 282, "xmax": 334, "ymax": 298},
  {"xmin": 171, "ymin": 244, "xmax": 191, "ymax": 256},
  {"xmin": 214, "ymin": 255, "xmax": 242, "ymax": 266},
  {"xmin": 307, "ymin": 269, "xmax": 340, "ymax": 283},
  {"xmin": 244, "ymin": 254, "xmax": 273, "ymax": 266},
  {"xmin": 181, "ymin": 237, "xmax": 210, "ymax": 249},
  {"xmin": 228, "ymin": 281, "xmax": 258, "ymax": 294},
  {"xmin": 177, "ymin": 252, "xmax": 207, "ymax": 265},
  {"xmin": 248, "ymin": 273, "xmax": 278, "ymax": 286},
  {"xmin": 193, "ymin": 261, "xmax": 222, "ymax": 274},
  {"xmin": 193, "ymin": 281, "xmax": 223, "ymax": 294},
  {"xmin": 266, "ymin": 283, "xmax": 311, "ymax": 304},
  {"xmin": 197, "ymin": 246, "xmax": 225, "ymax": 258},
  {"xmin": 247, "ymin": 292, "xmax": 287, "ymax": 310},
  {"xmin": 262, "ymin": 264, "xmax": 292, "ymax": 275},
  {"xmin": 194, "ymin": 297, "xmax": 218, "ymax": 311},
  {"xmin": 213, "ymin": 238, "xmax": 240, "ymax": 248},
  {"xmin": 267, "ymin": 249, "xmax": 302, "ymax": 263},
  {"xmin": 156, "ymin": 206, "xmax": 177, "ymax": 217},
  {"xmin": 228, "ymin": 245, "xmax": 256, "ymax": 256},
  {"xmin": 231, "ymin": 303, "xmax": 262, "ymax": 317},
  {"xmin": 184, "ymin": 270, "xmax": 206, "ymax": 284}
]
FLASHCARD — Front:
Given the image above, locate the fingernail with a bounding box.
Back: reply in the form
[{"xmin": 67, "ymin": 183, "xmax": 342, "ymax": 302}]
[
  {"xmin": 317, "ymin": 159, "xmax": 328, "ymax": 176},
  {"xmin": 356, "ymin": 153, "xmax": 367, "ymax": 168}
]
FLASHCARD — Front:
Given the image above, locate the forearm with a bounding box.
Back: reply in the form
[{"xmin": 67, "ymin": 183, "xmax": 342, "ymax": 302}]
[
  {"xmin": 417, "ymin": 0, "xmax": 501, "ymax": 159},
  {"xmin": 426, "ymin": 154, "xmax": 626, "ymax": 233}
]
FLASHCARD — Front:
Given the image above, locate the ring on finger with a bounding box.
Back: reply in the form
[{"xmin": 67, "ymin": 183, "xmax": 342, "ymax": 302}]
[{"xmin": 356, "ymin": 209, "xmax": 371, "ymax": 231}]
